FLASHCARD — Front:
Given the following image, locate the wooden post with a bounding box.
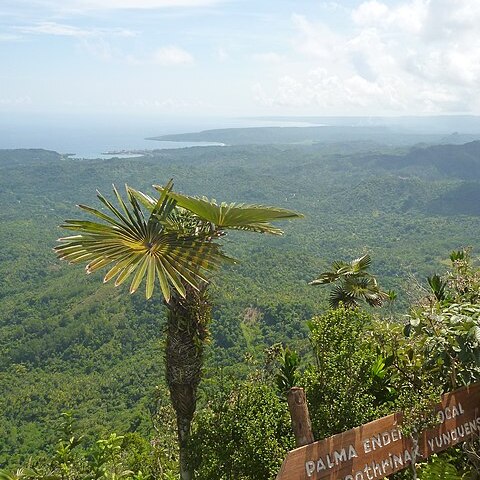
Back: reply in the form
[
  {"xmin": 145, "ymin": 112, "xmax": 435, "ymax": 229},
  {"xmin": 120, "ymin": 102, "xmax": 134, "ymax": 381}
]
[{"xmin": 287, "ymin": 387, "xmax": 314, "ymax": 447}]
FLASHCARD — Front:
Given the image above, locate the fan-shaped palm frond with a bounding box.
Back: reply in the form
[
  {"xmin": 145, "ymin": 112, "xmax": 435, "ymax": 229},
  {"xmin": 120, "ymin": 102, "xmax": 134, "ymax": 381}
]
[
  {"xmin": 310, "ymin": 254, "xmax": 373, "ymax": 286},
  {"xmin": 329, "ymin": 284, "xmax": 358, "ymax": 309},
  {"xmin": 127, "ymin": 186, "xmax": 216, "ymax": 237},
  {"xmin": 350, "ymin": 253, "xmax": 372, "ymax": 273},
  {"xmin": 55, "ymin": 185, "xmax": 231, "ymax": 301},
  {"xmin": 152, "ymin": 186, "xmax": 304, "ymax": 235},
  {"xmin": 332, "ymin": 254, "xmax": 372, "ymax": 276},
  {"xmin": 309, "ymin": 272, "xmax": 340, "ymax": 285},
  {"xmin": 311, "ymin": 253, "xmax": 387, "ymax": 309},
  {"xmin": 331, "ymin": 260, "xmax": 351, "ymax": 274},
  {"xmin": 343, "ymin": 276, "xmax": 388, "ymax": 307}
]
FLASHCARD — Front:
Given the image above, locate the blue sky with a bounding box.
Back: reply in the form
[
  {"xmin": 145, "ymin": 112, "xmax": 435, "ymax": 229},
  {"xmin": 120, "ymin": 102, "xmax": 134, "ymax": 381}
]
[{"xmin": 1, "ymin": 0, "xmax": 479, "ymax": 117}]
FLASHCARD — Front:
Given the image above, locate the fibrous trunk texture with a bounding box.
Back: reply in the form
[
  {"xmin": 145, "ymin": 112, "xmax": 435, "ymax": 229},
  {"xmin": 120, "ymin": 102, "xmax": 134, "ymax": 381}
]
[{"xmin": 166, "ymin": 284, "xmax": 211, "ymax": 480}]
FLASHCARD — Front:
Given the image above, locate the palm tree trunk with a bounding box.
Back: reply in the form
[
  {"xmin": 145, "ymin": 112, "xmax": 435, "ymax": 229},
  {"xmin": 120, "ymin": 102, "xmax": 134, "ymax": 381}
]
[{"xmin": 166, "ymin": 284, "xmax": 211, "ymax": 480}]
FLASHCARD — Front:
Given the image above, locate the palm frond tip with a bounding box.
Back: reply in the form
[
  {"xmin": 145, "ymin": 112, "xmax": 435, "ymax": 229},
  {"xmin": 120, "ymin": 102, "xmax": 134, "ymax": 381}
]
[{"xmin": 152, "ymin": 186, "xmax": 303, "ymax": 234}]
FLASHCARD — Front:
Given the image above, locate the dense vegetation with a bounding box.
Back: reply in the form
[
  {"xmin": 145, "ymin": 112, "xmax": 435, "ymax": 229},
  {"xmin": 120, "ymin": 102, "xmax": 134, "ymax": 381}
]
[{"xmin": 1, "ymin": 135, "xmax": 480, "ymax": 477}]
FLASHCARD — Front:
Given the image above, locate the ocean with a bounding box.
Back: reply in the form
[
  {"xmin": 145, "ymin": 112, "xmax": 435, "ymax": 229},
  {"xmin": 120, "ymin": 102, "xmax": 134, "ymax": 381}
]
[{"xmin": 0, "ymin": 114, "xmax": 314, "ymax": 159}]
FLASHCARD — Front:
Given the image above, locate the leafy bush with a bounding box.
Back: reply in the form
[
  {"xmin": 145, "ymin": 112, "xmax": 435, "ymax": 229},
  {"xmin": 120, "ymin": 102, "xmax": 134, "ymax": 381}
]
[
  {"xmin": 303, "ymin": 306, "xmax": 389, "ymax": 439},
  {"xmin": 190, "ymin": 382, "xmax": 294, "ymax": 480},
  {"xmin": 0, "ymin": 413, "xmax": 159, "ymax": 480}
]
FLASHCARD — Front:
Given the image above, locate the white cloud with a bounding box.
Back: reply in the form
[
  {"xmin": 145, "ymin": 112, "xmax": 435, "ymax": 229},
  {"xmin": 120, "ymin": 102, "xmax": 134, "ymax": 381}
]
[
  {"xmin": 14, "ymin": 22, "xmax": 135, "ymax": 62},
  {"xmin": 216, "ymin": 46, "xmax": 229, "ymax": 62},
  {"xmin": 81, "ymin": 38, "xmax": 116, "ymax": 61},
  {"xmin": 152, "ymin": 46, "xmax": 194, "ymax": 65},
  {"xmin": 351, "ymin": 1, "xmax": 389, "ymax": 26},
  {"xmin": 0, "ymin": 33, "xmax": 22, "ymax": 41},
  {"xmin": 15, "ymin": 20, "xmax": 194, "ymax": 67},
  {"xmin": 254, "ymin": 70, "xmax": 406, "ymax": 111},
  {"xmin": 18, "ymin": 22, "xmax": 92, "ymax": 37},
  {"xmin": 0, "ymin": 96, "xmax": 32, "ymax": 105},
  {"xmin": 255, "ymin": 1, "xmax": 480, "ymax": 114},
  {"xmin": 27, "ymin": 0, "xmax": 221, "ymax": 11},
  {"xmin": 292, "ymin": 13, "xmax": 342, "ymax": 62},
  {"xmin": 16, "ymin": 22, "xmax": 135, "ymax": 38},
  {"xmin": 319, "ymin": 1, "xmax": 349, "ymax": 13},
  {"xmin": 83, "ymin": 0, "xmax": 220, "ymax": 8}
]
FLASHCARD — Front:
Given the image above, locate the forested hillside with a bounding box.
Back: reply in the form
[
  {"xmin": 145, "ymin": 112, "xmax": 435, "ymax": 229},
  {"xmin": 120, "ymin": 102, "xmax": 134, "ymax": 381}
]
[
  {"xmin": 151, "ymin": 125, "xmax": 480, "ymax": 146},
  {"xmin": 1, "ymin": 139, "xmax": 480, "ymax": 469}
]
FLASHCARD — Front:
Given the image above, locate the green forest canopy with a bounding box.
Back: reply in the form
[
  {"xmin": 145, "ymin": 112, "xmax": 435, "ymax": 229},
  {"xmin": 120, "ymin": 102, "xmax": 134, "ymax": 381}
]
[{"xmin": 1, "ymin": 139, "xmax": 480, "ymax": 472}]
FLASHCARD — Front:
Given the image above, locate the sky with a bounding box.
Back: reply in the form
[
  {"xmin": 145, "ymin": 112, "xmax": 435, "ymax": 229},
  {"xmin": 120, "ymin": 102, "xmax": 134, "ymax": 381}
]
[{"xmin": 1, "ymin": 0, "xmax": 480, "ymax": 117}]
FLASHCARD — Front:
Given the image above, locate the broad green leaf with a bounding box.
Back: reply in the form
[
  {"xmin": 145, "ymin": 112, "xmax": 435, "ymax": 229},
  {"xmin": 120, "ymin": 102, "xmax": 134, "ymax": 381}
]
[
  {"xmin": 153, "ymin": 187, "xmax": 303, "ymax": 234},
  {"xmin": 129, "ymin": 256, "xmax": 150, "ymax": 294},
  {"xmin": 145, "ymin": 256, "xmax": 156, "ymax": 299}
]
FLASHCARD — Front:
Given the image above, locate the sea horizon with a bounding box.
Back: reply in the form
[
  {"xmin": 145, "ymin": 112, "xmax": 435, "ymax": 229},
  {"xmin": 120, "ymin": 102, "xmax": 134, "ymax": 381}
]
[
  {"xmin": 2, "ymin": 113, "xmax": 480, "ymax": 159},
  {"xmin": 0, "ymin": 113, "xmax": 317, "ymax": 159}
]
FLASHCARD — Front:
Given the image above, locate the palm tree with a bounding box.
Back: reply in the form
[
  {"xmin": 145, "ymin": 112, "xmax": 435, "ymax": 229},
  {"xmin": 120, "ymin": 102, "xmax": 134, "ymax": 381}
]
[
  {"xmin": 54, "ymin": 181, "xmax": 302, "ymax": 480},
  {"xmin": 309, "ymin": 253, "xmax": 388, "ymax": 309}
]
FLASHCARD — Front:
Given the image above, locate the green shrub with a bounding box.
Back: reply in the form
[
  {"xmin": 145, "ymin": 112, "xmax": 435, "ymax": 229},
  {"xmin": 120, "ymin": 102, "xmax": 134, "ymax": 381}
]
[
  {"xmin": 190, "ymin": 382, "xmax": 294, "ymax": 480},
  {"xmin": 304, "ymin": 306, "xmax": 388, "ymax": 439}
]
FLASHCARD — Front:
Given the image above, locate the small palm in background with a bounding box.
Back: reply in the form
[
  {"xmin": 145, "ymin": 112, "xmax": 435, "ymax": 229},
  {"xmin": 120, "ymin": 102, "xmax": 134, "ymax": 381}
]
[
  {"xmin": 309, "ymin": 253, "xmax": 389, "ymax": 309},
  {"xmin": 275, "ymin": 347, "xmax": 301, "ymax": 395}
]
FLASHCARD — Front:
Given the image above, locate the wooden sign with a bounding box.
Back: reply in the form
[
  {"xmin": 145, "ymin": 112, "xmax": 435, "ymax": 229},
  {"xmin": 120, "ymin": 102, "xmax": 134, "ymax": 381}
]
[{"xmin": 277, "ymin": 383, "xmax": 480, "ymax": 480}]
